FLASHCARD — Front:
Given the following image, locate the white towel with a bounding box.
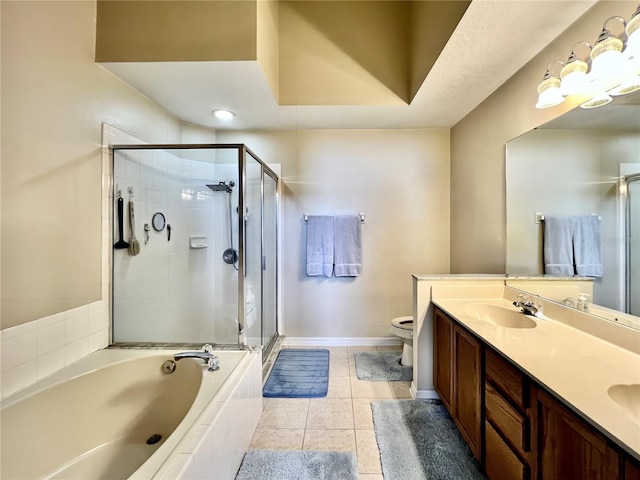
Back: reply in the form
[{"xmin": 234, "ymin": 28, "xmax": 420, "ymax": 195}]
[
  {"xmin": 574, "ymin": 215, "xmax": 603, "ymax": 277},
  {"xmin": 306, "ymin": 216, "xmax": 334, "ymax": 277},
  {"xmin": 543, "ymin": 216, "xmax": 575, "ymax": 276},
  {"xmin": 334, "ymin": 215, "xmax": 362, "ymax": 277}
]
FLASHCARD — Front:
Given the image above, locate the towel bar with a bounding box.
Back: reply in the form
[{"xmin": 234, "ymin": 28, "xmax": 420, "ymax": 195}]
[
  {"xmin": 534, "ymin": 212, "xmax": 600, "ymax": 224},
  {"xmin": 303, "ymin": 213, "xmax": 365, "ymax": 223}
]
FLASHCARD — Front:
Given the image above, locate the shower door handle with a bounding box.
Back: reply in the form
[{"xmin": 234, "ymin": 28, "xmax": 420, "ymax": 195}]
[{"xmin": 262, "ymin": 256, "xmax": 267, "ymax": 270}]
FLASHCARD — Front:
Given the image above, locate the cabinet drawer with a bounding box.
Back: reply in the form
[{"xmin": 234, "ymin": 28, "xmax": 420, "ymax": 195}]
[
  {"xmin": 485, "ymin": 421, "xmax": 528, "ymax": 480},
  {"xmin": 486, "ymin": 382, "xmax": 527, "ymax": 454},
  {"xmin": 486, "ymin": 347, "xmax": 525, "ymax": 409}
]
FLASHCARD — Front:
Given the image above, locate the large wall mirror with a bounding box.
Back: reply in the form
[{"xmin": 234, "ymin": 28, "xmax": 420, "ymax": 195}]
[{"xmin": 506, "ymin": 91, "xmax": 640, "ymax": 330}]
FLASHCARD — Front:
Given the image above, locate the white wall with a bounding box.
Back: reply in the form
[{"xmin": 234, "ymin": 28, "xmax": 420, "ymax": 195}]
[
  {"xmin": 1, "ymin": 1, "xmax": 184, "ymax": 330},
  {"xmin": 218, "ymin": 129, "xmax": 450, "ymax": 340},
  {"xmin": 0, "ymin": 1, "xmax": 202, "ymax": 397}
]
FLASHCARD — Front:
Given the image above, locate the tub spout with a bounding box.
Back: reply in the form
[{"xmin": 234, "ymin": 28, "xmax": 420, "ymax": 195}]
[{"xmin": 174, "ymin": 344, "xmax": 220, "ymax": 371}]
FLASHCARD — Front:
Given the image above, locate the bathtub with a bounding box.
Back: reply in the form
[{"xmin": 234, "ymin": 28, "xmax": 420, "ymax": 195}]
[{"xmin": 0, "ymin": 348, "xmax": 263, "ymax": 480}]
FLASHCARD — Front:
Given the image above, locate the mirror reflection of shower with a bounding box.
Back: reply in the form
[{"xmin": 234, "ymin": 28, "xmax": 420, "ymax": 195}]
[
  {"xmin": 623, "ymin": 173, "xmax": 640, "ymax": 316},
  {"xmin": 207, "ymin": 181, "xmax": 239, "ymax": 270}
]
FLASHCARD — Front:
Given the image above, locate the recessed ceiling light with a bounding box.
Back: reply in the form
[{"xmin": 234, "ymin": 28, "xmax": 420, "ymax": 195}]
[{"xmin": 212, "ymin": 109, "xmax": 235, "ymax": 121}]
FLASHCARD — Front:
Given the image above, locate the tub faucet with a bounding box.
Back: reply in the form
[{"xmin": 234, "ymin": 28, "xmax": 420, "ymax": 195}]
[
  {"xmin": 513, "ymin": 294, "xmax": 539, "ymax": 316},
  {"xmin": 174, "ymin": 344, "xmax": 220, "ymax": 371}
]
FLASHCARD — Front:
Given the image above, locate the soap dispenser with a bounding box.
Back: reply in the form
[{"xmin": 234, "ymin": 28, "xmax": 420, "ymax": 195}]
[{"xmin": 577, "ymin": 293, "xmax": 589, "ymax": 312}]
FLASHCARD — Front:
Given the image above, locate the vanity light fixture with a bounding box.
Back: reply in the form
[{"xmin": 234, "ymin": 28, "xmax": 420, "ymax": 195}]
[
  {"xmin": 559, "ymin": 42, "xmax": 592, "ymax": 96},
  {"xmin": 610, "ymin": 4, "xmax": 640, "ymax": 96},
  {"xmin": 579, "ymin": 91, "xmax": 613, "ymax": 109},
  {"xmin": 588, "ymin": 17, "xmax": 626, "ymax": 88},
  {"xmin": 535, "ymin": 61, "xmax": 566, "ymax": 109},
  {"xmin": 212, "ymin": 109, "xmax": 236, "ymax": 121},
  {"xmin": 536, "ymin": 3, "xmax": 640, "ymax": 109}
]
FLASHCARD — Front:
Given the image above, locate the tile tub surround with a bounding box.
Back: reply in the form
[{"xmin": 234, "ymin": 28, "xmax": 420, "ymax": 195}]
[
  {"xmin": 432, "ymin": 292, "xmax": 640, "ymax": 460},
  {"xmin": 250, "ymin": 345, "xmax": 410, "ymax": 479},
  {"xmin": 0, "ymin": 301, "xmax": 109, "ymax": 400},
  {"xmin": 153, "ymin": 349, "xmax": 263, "ymax": 480}
]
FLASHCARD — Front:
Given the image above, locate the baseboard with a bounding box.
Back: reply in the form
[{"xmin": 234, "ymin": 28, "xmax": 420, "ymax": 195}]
[
  {"xmin": 282, "ymin": 337, "xmax": 403, "ymax": 347},
  {"xmin": 413, "ymin": 386, "xmax": 439, "ymax": 400}
]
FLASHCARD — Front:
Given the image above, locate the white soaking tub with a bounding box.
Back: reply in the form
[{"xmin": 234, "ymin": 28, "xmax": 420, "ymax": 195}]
[{"xmin": 0, "ymin": 348, "xmax": 263, "ymax": 480}]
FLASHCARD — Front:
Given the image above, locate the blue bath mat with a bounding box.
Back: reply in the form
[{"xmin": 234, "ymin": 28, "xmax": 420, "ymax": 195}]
[{"xmin": 263, "ymin": 349, "xmax": 330, "ymax": 398}]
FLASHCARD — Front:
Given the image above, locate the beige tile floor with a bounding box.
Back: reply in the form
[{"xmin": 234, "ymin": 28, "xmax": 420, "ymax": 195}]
[{"xmin": 249, "ymin": 345, "xmax": 411, "ymax": 480}]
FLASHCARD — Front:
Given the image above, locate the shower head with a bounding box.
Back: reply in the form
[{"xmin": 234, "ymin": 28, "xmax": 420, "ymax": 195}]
[{"xmin": 206, "ymin": 181, "xmax": 234, "ymax": 193}]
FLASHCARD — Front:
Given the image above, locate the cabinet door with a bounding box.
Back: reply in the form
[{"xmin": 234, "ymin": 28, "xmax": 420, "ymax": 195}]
[
  {"xmin": 626, "ymin": 458, "xmax": 640, "ymax": 480},
  {"xmin": 454, "ymin": 325, "xmax": 482, "ymax": 460},
  {"xmin": 434, "ymin": 308, "xmax": 453, "ymax": 411},
  {"xmin": 535, "ymin": 389, "xmax": 620, "ymax": 480}
]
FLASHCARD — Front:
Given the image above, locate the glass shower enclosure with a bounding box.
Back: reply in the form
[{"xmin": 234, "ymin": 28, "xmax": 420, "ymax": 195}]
[{"xmin": 110, "ymin": 144, "xmax": 279, "ymax": 356}]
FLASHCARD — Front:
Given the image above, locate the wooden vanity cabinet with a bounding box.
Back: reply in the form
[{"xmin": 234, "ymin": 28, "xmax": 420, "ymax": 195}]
[
  {"xmin": 434, "ymin": 308, "xmax": 453, "ymax": 411},
  {"xmin": 432, "ymin": 305, "xmax": 639, "ymax": 479},
  {"xmin": 433, "ymin": 307, "xmax": 482, "ymax": 460},
  {"xmin": 534, "ymin": 388, "xmax": 621, "ymax": 480},
  {"xmin": 453, "ymin": 325, "xmax": 482, "ymax": 460},
  {"xmin": 484, "ymin": 348, "xmax": 535, "ymax": 480},
  {"xmin": 626, "ymin": 458, "xmax": 640, "ymax": 480}
]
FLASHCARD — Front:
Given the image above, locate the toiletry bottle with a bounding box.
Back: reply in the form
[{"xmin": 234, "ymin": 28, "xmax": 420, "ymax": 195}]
[{"xmin": 577, "ymin": 293, "xmax": 589, "ymax": 312}]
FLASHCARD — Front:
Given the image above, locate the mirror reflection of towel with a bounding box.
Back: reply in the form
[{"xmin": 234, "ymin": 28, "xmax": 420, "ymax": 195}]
[
  {"xmin": 574, "ymin": 215, "xmax": 603, "ymax": 277},
  {"xmin": 543, "ymin": 216, "xmax": 574, "ymax": 276},
  {"xmin": 543, "ymin": 215, "xmax": 602, "ymax": 277}
]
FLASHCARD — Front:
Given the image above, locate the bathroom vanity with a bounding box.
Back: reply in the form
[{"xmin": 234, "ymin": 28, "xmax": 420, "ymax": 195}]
[{"xmin": 431, "ymin": 293, "xmax": 640, "ymax": 480}]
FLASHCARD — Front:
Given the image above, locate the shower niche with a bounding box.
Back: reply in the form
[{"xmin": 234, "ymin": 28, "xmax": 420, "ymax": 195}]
[{"xmin": 111, "ymin": 144, "xmax": 279, "ymax": 356}]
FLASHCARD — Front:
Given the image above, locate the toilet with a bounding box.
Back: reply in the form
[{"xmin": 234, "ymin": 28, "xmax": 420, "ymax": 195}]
[{"xmin": 390, "ymin": 316, "xmax": 414, "ymax": 367}]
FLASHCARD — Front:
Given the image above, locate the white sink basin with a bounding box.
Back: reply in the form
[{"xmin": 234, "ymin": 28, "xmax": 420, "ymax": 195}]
[
  {"xmin": 462, "ymin": 303, "xmax": 537, "ymax": 329},
  {"xmin": 608, "ymin": 384, "xmax": 640, "ymax": 424}
]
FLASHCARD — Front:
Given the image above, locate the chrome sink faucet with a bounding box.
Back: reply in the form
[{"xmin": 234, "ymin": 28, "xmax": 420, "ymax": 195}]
[
  {"xmin": 513, "ymin": 293, "xmax": 539, "ymax": 316},
  {"xmin": 174, "ymin": 344, "xmax": 220, "ymax": 371}
]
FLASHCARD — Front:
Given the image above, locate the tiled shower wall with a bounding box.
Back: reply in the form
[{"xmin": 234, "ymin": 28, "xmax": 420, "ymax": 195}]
[{"xmin": 112, "ymin": 149, "xmax": 241, "ymax": 343}]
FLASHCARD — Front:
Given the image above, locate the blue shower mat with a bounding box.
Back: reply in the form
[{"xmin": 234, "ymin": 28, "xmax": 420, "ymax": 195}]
[{"xmin": 263, "ymin": 349, "xmax": 330, "ymax": 398}]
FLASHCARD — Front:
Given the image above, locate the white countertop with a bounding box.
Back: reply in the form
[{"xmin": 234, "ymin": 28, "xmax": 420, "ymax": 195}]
[
  {"xmin": 412, "ymin": 274, "xmax": 592, "ymax": 281},
  {"xmin": 432, "ymin": 297, "xmax": 640, "ymax": 460}
]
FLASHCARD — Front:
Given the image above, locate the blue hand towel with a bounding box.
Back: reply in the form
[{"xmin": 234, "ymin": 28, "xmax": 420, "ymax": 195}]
[
  {"xmin": 306, "ymin": 216, "xmax": 334, "ymax": 277},
  {"xmin": 543, "ymin": 216, "xmax": 574, "ymax": 276},
  {"xmin": 334, "ymin": 215, "xmax": 362, "ymax": 277},
  {"xmin": 574, "ymin": 215, "xmax": 603, "ymax": 277}
]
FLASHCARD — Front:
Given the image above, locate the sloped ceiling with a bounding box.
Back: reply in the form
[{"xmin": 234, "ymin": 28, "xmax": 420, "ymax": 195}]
[{"xmin": 98, "ymin": 0, "xmax": 598, "ymax": 130}]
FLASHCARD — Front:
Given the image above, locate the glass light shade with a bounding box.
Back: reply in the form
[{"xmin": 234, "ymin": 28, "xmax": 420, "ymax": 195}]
[
  {"xmin": 536, "ymin": 76, "xmax": 564, "ymax": 109},
  {"xmin": 627, "ymin": 30, "xmax": 640, "ymax": 62},
  {"xmin": 625, "ymin": 5, "xmax": 640, "ymax": 61},
  {"xmin": 580, "ymin": 91, "xmax": 613, "ymax": 109},
  {"xmin": 589, "ymin": 22, "xmax": 626, "ymax": 90},
  {"xmin": 560, "ymin": 60, "xmax": 591, "ymax": 95},
  {"xmin": 590, "ymin": 46, "xmax": 625, "ymax": 84},
  {"xmin": 608, "ymin": 74, "xmax": 640, "ymax": 95}
]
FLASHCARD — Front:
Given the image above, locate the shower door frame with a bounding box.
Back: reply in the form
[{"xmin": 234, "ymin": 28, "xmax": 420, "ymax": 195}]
[
  {"xmin": 624, "ymin": 173, "xmax": 640, "ymax": 315},
  {"xmin": 245, "ymin": 148, "xmax": 280, "ymax": 358},
  {"xmin": 241, "ymin": 147, "xmax": 281, "ymax": 357}
]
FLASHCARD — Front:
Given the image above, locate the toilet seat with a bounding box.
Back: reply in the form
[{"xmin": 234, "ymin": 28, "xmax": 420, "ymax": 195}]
[
  {"xmin": 391, "ymin": 316, "xmax": 413, "ymax": 331},
  {"xmin": 390, "ymin": 316, "xmax": 413, "ymax": 340}
]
